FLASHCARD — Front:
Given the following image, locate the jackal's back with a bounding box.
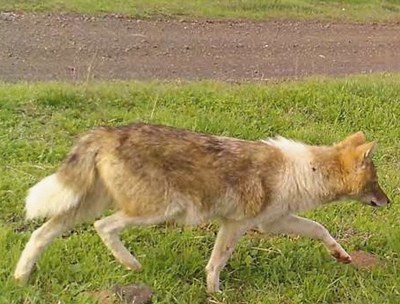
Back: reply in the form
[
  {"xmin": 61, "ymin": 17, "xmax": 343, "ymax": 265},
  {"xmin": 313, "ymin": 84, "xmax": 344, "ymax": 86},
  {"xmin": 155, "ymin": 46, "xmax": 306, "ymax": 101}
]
[{"xmin": 91, "ymin": 123, "xmax": 284, "ymax": 222}]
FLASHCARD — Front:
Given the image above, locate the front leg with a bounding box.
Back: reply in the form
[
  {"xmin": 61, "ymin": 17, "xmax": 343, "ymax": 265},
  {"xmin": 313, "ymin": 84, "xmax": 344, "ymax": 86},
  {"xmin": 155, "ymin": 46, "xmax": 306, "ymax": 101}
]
[
  {"xmin": 259, "ymin": 214, "xmax": 352, "ymax": 264},
  {"xmin": 206, "ymin": 220, "xmax": 250, "ymax": 293}
]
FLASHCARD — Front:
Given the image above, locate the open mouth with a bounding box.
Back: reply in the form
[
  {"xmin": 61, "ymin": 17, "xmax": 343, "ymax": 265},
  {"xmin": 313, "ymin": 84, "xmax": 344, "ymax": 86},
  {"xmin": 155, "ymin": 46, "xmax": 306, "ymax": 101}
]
[{"xmin": 369, "ymin": 201, "xmax": 378, "ymax": 207}]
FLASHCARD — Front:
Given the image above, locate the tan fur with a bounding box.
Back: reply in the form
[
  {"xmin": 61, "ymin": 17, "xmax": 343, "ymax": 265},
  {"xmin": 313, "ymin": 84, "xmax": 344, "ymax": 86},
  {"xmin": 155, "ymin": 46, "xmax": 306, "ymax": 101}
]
[
  {"xmin": 66, "ymin": 124, "xmax": 285, "ymax": 222},
  {"xmin": 14, "ymin": 124, "xmax": 389, "ymax": 292},
  {"xmin": 336, "ymin": 131, "xmax": 366, "ymax": 148}
]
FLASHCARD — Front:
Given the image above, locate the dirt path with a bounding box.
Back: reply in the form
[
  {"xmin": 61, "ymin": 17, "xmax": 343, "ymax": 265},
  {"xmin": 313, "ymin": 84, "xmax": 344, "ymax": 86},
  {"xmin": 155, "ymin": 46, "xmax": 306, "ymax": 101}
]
[{"xmin": 1, "ymin": 12, "xmax": 400, "ymax": 82}]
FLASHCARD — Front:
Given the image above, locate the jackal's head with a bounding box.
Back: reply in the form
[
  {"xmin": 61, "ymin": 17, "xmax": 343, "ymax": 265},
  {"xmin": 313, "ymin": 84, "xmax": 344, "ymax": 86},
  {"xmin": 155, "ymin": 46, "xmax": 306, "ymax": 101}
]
[{"xmin": 336, "ymin": 132, "xmax": 390, "ymax": 207}]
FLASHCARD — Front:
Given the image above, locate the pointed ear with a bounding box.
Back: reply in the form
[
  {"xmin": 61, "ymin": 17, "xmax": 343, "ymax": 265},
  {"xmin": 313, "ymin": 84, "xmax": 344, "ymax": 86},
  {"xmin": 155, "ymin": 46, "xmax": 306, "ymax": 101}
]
[
  {"xmin": 336, "ymin": 131, "xmax": 366, "ymax": 148},
  {"xmin": 356, "ymin": 141, "xmax": 377, "ymax": 160}
]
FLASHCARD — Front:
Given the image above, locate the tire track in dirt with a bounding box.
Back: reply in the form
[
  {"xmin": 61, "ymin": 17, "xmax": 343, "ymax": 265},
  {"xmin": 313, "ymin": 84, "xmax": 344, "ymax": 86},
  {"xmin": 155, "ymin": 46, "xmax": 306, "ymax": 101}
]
[{"xmin": 1, "ymin": 12, "xmax": 400, "ymax": 82}]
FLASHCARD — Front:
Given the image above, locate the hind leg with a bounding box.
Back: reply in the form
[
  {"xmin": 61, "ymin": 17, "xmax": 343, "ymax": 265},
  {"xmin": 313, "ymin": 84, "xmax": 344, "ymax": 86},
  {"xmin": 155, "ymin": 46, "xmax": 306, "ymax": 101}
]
[
  {"xmin": 14, "ymin": 213, "xmax": 75, "ymax": 284},
  {"xmin": 94, "ymin": 211, "xmax": 165, "ymax": 271}
]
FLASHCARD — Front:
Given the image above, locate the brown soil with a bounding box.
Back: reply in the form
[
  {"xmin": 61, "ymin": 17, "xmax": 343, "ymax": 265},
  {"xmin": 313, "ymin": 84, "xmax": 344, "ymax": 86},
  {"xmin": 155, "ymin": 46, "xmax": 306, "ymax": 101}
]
[
  {"xmin": 350, "ymin": 250, "xmax": 382, "ymax": 269},
  {"xmin": 1, "ymin": 12, "xmax": 400, "ymax": 82}
]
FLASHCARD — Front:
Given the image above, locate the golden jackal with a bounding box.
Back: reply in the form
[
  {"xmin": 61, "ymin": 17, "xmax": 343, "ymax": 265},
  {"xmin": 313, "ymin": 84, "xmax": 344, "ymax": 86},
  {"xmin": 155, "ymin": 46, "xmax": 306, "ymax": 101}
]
[{"xmin": 14, "ymin": 123, "xmax": 389, "ymax": 292}]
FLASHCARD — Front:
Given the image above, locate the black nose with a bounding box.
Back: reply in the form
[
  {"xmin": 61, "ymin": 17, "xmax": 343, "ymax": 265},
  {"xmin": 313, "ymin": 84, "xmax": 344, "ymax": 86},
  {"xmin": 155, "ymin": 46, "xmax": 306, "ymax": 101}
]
[{"xmin": 387, "ymin": 200, "xmax": 391, "ymax": 205}]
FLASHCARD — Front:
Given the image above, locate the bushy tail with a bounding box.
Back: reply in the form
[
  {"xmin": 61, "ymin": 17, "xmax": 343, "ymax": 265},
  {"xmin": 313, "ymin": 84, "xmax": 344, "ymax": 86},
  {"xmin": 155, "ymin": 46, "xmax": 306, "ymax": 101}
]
[
  {"xmin": 25, "ymin": 174, "xmax": 82, "ymax": 220},
  {"xmin": 25, "ymin": 132, "xmax": 104, "ymax": 220}
]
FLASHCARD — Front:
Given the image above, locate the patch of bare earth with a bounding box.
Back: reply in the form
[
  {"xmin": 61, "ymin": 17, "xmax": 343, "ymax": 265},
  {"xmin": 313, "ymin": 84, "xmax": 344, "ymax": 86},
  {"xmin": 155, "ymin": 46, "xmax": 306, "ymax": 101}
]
[
  {"xmin": 1, "ymin": 12, "xmax": 400, "ymax": 82},
  {"xmin": 350, "ymin": 250, "xmax": 382, "ymax": 268}
]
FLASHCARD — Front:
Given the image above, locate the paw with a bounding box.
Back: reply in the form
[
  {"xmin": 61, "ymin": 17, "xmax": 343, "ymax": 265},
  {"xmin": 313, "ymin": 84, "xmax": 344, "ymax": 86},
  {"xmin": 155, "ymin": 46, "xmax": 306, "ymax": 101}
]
[
  {"xmin": 129, "ymin": 263, "xmax": 143, "ymax": 272},
  {"xmin": 330, "ymin": 248, "xmax": 352, "ymax": 264},
  {"xmin": 123, "ymin": 259, "xmax": 142, "ymax": 272},
  {"xmin": 206, "ymin": 274, "xmax": 221, "ymax": 293},
  {"xmin": 14, "ymin": 271, "xmax": 31, "ymax": 285},
  {"xmin": 207, "ymin": 284, "xmax": 221, "ymax": 293}
]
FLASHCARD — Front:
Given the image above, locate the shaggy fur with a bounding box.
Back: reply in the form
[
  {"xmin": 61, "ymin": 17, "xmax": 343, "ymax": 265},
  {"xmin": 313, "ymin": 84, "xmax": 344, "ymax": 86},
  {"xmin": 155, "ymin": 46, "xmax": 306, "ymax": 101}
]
[{"xmin": 14, "ymin": 123, "xmax": 389, "ymax": 292}]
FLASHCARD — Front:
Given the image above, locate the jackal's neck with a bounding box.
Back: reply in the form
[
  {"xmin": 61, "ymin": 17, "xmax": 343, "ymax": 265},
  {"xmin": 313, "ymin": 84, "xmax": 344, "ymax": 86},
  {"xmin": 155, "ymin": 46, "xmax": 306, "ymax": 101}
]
[{"xmin": 264, "ymin": 137, "xmax": 346, "ymax": 211}]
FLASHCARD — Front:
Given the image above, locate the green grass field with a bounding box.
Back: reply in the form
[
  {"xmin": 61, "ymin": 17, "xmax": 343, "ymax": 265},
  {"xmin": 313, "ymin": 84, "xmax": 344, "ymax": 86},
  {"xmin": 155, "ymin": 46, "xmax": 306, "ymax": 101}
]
[
  {"xmin": 1, "ymin": 75, "xmax": 400, "ymax": 303},
  {"xmin": 2, "ymin": 0, "xmax": 400, "ymax": 22}
]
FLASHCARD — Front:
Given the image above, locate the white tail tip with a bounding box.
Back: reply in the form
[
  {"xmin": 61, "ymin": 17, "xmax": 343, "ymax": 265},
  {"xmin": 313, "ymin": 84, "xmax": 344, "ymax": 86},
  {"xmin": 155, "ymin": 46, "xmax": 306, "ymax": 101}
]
[{"xmin": 25, "ymin": 174, "xmax": 81, "ymax": 220}]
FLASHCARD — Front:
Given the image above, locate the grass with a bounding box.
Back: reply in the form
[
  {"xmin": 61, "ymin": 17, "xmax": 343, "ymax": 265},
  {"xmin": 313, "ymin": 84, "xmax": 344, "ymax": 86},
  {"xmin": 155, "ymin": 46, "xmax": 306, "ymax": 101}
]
[
  {"xmin": 2, "ymin": 0, "xmax": 400, "ymax": 22},
  {"xmin": 1, "ymin": 74, "xmax": 400, "ymax": 303}
]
